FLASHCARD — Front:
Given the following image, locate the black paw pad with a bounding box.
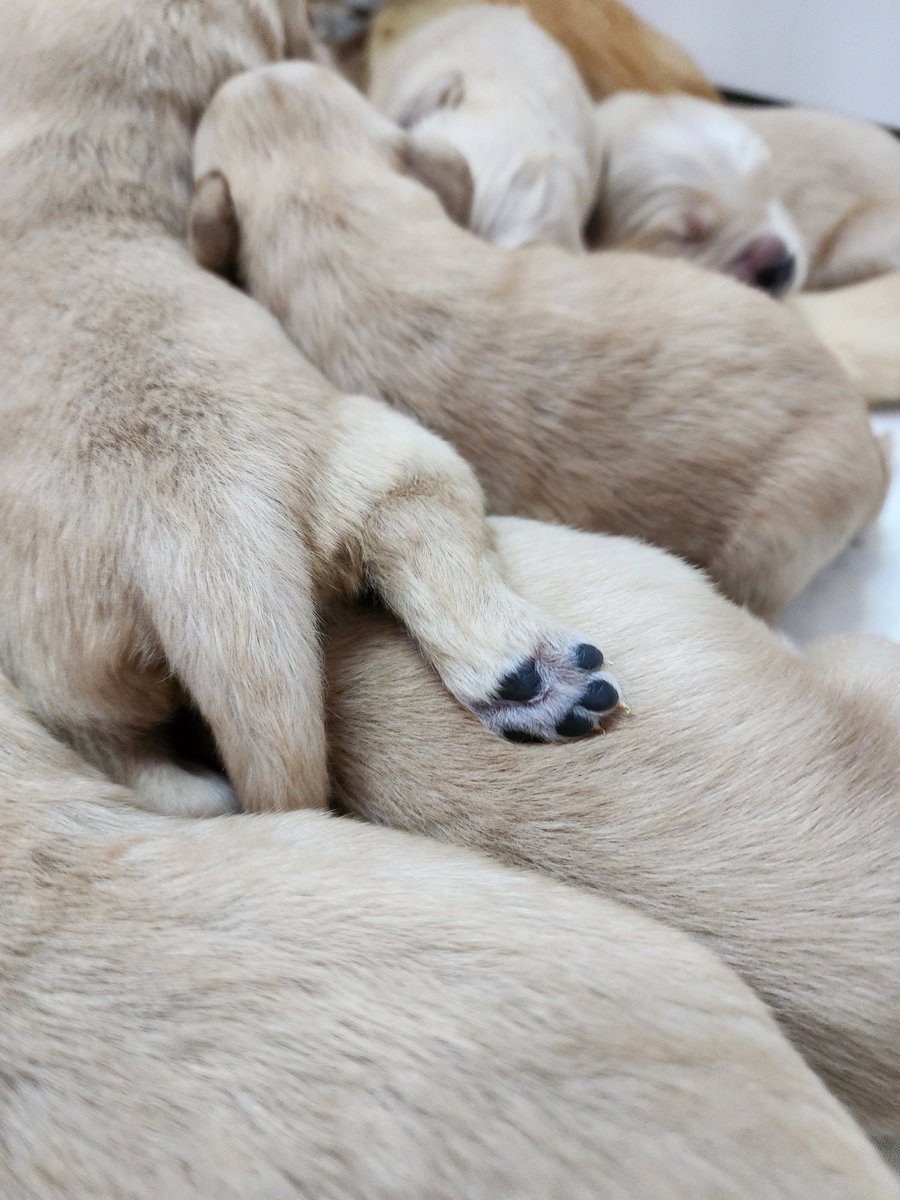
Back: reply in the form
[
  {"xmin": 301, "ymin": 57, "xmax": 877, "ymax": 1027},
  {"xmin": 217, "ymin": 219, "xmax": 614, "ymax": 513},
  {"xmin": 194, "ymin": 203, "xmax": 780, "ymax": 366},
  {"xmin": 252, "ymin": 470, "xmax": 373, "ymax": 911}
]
[
  {"xmin": 497, "ymin": 658, "xmax": 542, "ymax": 703},
  {"xmin": 555, "ymin": 711, "xmax": 595, "ymax": 738},
  {"xmin": 579, "ymin": 679, "xmax": 619, "ymax": 713},
  {"xmin": 573, "ymin": 643, "xmax": 603, "ymax": 671},
  {"xmin": 503, "ymin": 728, "xmax": 545, "ymax": 744}
]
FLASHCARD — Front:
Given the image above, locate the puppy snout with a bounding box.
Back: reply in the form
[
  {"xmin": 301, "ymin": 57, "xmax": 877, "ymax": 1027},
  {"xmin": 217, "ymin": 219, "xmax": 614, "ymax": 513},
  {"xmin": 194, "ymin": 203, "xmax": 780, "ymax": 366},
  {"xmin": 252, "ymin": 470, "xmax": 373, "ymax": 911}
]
[{"xmin": 733, "ymin": 236, "xmax": 796, "ymax": 296}]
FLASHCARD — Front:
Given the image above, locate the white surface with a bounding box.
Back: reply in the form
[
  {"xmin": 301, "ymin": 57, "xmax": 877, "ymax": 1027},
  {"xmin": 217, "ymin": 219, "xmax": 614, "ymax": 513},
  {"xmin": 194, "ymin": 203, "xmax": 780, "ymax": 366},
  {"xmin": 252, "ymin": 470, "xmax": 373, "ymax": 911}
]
[
  {"xmin": 626, "ymin": 0, "xmax": 900, "ymax": 128},
  {"xmin": 777, "ymin": 410, "xmax": 900, "ymax": 646}
]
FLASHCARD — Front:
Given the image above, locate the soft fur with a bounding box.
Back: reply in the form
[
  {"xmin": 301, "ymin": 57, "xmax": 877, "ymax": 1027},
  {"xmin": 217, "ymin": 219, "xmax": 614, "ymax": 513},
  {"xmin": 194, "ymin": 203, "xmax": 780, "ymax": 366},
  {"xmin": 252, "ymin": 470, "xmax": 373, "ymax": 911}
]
[
  {"xmin": 366, "ymin": 0, "xmax": 719, "ymax": 100},
  {"xmin": 191, "ymin": 61, "xmax": 887, "ymax": 620},
  {"xmin": 325, "ymin": 517, "xmax": 900, "ymax": 1135},
  {"xmin": 369, "ymin": 4, "xmax": 603, "ymax": 250},
  {"xmin": 788, "ymin": 271, "xmax": 900, "ymax": 405},
  {"xmin": 4, "ymin": 672, "xmax": 900, "ymax": 1198},
  {"xmin": 738, "ymin": 104, "xmax": 900, "ymax": 290},
  {"xmin": 591, "ymin": 92, "xmax": 807, "ymax": 295},
  {"xmin": 0, "ymin": 0, "xmax": 631, "ymax": 824}
]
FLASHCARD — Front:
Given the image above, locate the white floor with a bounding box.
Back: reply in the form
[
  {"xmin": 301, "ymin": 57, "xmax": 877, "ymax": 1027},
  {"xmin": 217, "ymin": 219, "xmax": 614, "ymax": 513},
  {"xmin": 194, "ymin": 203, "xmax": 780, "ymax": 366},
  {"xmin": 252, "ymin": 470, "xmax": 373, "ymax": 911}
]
[{"xmin": 777, "ymin": 410, "xmax": 900, "ymax": 646}]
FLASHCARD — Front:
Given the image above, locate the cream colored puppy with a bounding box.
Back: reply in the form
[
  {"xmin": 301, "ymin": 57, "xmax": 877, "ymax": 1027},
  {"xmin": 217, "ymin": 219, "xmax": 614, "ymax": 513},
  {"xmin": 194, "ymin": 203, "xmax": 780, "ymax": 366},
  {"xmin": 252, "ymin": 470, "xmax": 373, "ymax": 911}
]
[
  {"xmin": 0, "ymin": 0, "xmax": 627, "ymax": 825},
  {"xmin": 591, "ymin": 91, "xmax": 807, "ymax": 294},
  {"xmin": 369, "ymin": 4, "xmax": 603, "ymax": 250},
  {"xmin": 3, "ymin": 673, "xmax": 900, "ymax": 1200},
  {"xmin": 325, "ymin": 517, "xmax": 900, "ymax": 1135},
  {"xmin": 191, "ymin": 62, "xmax": 886, "ymax": 620},
  {"xmin": 738, "ymin": 104, "xmax": 900, "ymax": 290}
]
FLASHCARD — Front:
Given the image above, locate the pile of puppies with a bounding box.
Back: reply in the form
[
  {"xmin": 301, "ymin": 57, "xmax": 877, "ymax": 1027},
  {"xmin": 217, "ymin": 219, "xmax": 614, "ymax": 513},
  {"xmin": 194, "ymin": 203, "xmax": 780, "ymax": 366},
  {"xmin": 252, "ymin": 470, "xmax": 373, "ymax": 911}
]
[{"xmin": 1, "ymin": 1, "xmax": 899, "ymax": 1196}]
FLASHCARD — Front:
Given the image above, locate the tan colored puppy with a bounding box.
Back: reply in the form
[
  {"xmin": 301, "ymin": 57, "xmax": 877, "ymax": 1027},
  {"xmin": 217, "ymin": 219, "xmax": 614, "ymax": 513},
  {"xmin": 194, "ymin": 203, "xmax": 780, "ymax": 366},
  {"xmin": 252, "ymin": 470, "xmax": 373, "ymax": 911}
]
[
  {"xmin": 369, "ymin": 4, "xmax": 603, "ymax": 250},
  {"xmin": 738, "ymin": 105, "xmax": 900, "ymax": 290},
  {"xmin": 191, "ymin": 62, "xmax": 887, "ymax": 620},
  {"xmin": 325, "ymin": 516, "xmax": 900, "ymax": 1134},
  {"xmin": 3, "ymin": 672, "xmax": 900, "ymax": 1200},
  {"xmin": 0, "ymin": 0, "xmax": 626, "ymax": 822},
  {"xmin": 591, "ymin": 92, "xmax": 807, "ymax": 295},
  {"xmin": 365, "ymin": 0, "xmax": 719, "ymax": 100}
]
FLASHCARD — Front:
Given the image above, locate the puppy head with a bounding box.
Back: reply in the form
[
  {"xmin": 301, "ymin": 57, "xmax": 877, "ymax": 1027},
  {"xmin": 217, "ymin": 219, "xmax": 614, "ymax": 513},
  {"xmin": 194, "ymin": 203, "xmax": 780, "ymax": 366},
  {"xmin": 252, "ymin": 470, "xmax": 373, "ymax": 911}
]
[
  {"xmin": 192, "ymin": 60, "xmax": 474, "ymax": 271},
  {"xmin": 592, "ymin": 93, "xmax": 807, "ymax": 295}
]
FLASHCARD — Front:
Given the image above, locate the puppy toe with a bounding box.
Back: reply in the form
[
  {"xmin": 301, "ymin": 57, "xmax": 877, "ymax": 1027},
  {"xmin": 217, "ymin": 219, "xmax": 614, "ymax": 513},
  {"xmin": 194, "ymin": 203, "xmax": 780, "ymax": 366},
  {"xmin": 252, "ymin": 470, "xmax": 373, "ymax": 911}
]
[
  {"xmin": 573, "ymin": 642, "xmax": 604, "ymax": 671},
  {"xmin": 579, "ymin": 677, "xmax": 620, "ymax": 713},
  {"xmin": 496, "ymin": 657, "xmax": 543, "ymax": 702},
  {"xmin": 555, "ymin": 710, "xmax": 595, "ymax": 738}
]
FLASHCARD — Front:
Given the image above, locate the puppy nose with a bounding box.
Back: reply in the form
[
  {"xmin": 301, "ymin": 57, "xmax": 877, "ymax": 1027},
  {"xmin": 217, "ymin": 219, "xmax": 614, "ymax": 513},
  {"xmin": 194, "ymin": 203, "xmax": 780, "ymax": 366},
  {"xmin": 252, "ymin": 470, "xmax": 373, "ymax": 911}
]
[{"xmin": 735, "ymin": 235, "xmax": 795, "ymax": 296}]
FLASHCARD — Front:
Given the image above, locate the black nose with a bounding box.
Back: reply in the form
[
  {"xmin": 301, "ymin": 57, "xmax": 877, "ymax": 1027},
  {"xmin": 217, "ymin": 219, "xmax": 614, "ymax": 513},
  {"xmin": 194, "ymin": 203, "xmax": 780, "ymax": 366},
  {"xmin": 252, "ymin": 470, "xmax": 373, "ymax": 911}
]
[{"xmin": 755, "ymin": 253, "xmax": 796, "ymax": 296}]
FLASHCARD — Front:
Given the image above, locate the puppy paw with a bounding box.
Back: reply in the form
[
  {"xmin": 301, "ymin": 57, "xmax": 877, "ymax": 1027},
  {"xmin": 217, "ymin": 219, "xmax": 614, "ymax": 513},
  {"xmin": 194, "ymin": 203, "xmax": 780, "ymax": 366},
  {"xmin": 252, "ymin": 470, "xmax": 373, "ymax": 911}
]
[{"xmin": 468, "ymin": 640, "xmax": 622, "ymax": 744}]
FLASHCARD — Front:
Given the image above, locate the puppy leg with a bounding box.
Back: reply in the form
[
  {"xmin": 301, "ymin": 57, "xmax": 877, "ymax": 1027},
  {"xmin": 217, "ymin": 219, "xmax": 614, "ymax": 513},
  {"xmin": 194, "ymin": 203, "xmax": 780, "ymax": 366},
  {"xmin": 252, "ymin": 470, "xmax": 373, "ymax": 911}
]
[
  {"xmin": 137, "ymin": 496, "xmax": 328, "ymax": 813},
  {"xmin": 72, "ymin": 725, "xmax": 236, "ymax": 818},
  {"xmin": 315, "ymin": 395, "xmax": 621, "ymax": 742}
]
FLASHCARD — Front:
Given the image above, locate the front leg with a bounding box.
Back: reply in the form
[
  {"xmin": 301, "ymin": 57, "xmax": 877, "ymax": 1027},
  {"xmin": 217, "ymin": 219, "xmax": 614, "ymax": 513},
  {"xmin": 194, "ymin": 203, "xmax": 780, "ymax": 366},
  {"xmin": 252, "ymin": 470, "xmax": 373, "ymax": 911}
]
[{"xmin": 313, "ymin": 394, "xmax": 622, "ymax": 742}]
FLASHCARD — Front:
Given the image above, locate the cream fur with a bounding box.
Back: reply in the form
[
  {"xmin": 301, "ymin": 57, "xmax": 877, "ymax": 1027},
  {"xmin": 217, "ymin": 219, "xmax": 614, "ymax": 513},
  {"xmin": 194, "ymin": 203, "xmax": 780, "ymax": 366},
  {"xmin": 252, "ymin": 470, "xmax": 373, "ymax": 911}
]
[
  {"xmin": 193, "ymin": 61, "xmax": 887, "ymax": 620},
  {"xmin": 591, "ymin": 92, "xmax": 807, "ymax": 292},
  {"xmin": 0, "ymin": 0, "xmax": 630, "ymax": 821},
  {"xmin": 788, "ymin": 271, "xmax": 900, "ymax": 405},
  {"xmin": 2, "ymin": 671, "xmax": 900, "ymax": 1198},
  {"xmin": 325, "ymin": 517, "xmax": 900, "ymax": 1134},
  {"xmin": 738, "ymin": 104, "xmax": 900, "ymax": 290},
  {"xmin": 369, "ymin": 4, "xmax": 603, "ymax": 250}
]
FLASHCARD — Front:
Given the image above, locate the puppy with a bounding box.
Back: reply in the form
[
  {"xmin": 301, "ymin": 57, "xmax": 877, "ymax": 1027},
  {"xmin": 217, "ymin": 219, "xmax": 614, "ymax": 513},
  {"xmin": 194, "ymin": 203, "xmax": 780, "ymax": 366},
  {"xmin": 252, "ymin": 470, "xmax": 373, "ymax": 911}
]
[
  {"xmin": 0, "ymin": 0, "xmax": 626, "ymax": 823},
  {"xmin": 4, "ymin": 675, "xmax": 899, "ymax": 1199},
  {"xmin": 369, "ymin": 4, "xmax": 603, "ymax": 250},
  {"xmin": 366, "ymin": 0, "xmax": 719, "ymax": 101},
  {"xmin": 591, "ymin": 91, "xmax": 807, "ymax": 295},
  {"xmin": 325, "ymin": 516, "xmax": 900, "ymax": 1134},
  {"xmin": 190, "ymin": 62, "xmax": 887, "ymax": 620},
  {"xmin": 737, "ymin": 104, "xmax": 900, "ymax": 290}
]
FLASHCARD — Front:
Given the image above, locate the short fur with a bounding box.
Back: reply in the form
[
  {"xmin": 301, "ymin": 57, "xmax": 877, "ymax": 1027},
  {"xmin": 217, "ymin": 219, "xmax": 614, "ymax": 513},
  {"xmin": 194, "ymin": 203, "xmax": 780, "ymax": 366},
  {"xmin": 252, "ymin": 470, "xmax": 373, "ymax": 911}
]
[
  {"xmin": 4, "ymin": 672, "xmax": 899, "ymax": 1198},
  {"xmin": 366, "ymin": 0, "xmax": 719, "ymax": 100},
  {"xmin": 192, "ymin": 62, "xmax": 887, "ymax": 619},
  {"xmin": 788, "ymin": 271, "xmax": 900, "ymax": 405},
  {"xmin": 369, "ymin": 4, "xmax": 603, "ymax": 250},
  {"xmin": 325, "ymin": 517, "xmax": 900, "ymax": 1134},
  {"xmin": 591, "ymin": 92, "xmax": 807, "ymax": 293},
  {"xmin": 739, "ymin": 104, "xmax": 900, "ymax": 290},
  {"xmin": 0, "ymin": 0, "xmax": 626, "ymax": 821}
]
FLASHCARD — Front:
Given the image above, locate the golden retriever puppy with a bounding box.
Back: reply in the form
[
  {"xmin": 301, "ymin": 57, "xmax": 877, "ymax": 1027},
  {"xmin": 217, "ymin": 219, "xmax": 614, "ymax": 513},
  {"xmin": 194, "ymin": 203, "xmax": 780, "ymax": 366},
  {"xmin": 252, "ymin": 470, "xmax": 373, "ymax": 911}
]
[
  {"xmin": 3, "ymin": 673, "xmax": 900, "ymax": 1200},
  {"xmin": 365, "ymin": 0, "xmax": 719, "ymax": 100},
  {"xmin": 190, "ymin": 62, "xmax": 886, "ymax": 620},
  {"xmin": 738, "ymin": 104, "xmax": 900, "ymax": 290},
  {"xmin": 324, "ymin": 517, "xmax": 900, "ymax": 1135},
  {"xmin": 369, "ymin": 4, "xmax": 602, "ymax": 250},
  {"xmin": 591, "ymin": 92, "xmax": 807, "ymax": 294},
  {"xmin": 0, "ymin": 0, "xmax": 626, "ymax": 823}
]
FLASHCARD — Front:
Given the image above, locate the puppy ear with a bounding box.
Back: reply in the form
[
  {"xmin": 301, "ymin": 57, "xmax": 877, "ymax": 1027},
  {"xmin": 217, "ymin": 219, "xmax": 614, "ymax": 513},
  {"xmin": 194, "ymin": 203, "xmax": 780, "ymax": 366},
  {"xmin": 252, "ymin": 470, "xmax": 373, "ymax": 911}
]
[
  {"xmin": 189, "ymin": 171, "xmax": 240, "ymax": 282},
  {"xmin": 395, "ymin": 69, "xmax": 465, "ymax": 130},
  {"xmin": 402, "ymin": 133, "xmax": 474, "ymax": 227}
]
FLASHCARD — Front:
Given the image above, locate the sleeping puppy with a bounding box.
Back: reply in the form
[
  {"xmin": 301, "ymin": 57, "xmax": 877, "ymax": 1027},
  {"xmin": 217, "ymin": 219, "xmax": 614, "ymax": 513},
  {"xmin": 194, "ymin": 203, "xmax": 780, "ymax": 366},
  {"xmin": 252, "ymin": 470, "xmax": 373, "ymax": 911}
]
[
  {"xmin": 369, "ymin": 3, "xmax": 602, "ymax": 250},
  {"xmin": 591, "ymin": 91, "xmax": 807, "ymax": 295},
  {"xmin": 324, "ymin": 516, "xmax": 900, "ymax": 1136},
  {"xmin": 191, "ymin": 62, "xmax": 887, "ymax": 620},
  {"xmin": 365, "ymin": 0, "xmax": 719, "ymax": 101},
  {"xmin": 0, "ymin": 0, "xmax": 624, "ymax": 824},
  {"xmin": 737, "ymin": 104, "xmax": 900, "ymax": 290},
  {"xmin": 5, "ymin": 675, "xmax": 899, "ymax": 1200}
]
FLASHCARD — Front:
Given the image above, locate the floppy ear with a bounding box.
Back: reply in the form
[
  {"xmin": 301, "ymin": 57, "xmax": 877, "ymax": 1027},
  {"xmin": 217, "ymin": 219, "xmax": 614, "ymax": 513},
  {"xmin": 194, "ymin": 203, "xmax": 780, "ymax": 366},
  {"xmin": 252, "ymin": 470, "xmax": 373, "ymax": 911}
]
[
  {"xmin": 189, "ymin": 171, "xmax": 240, "ymax": 282},
  {"xmin": 395, "ymin": 69, "xmax": 465, "ymax": 130},
  {"xmin": 402, "ymin": 134, "xmax": 474, "ymax": 227}
]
